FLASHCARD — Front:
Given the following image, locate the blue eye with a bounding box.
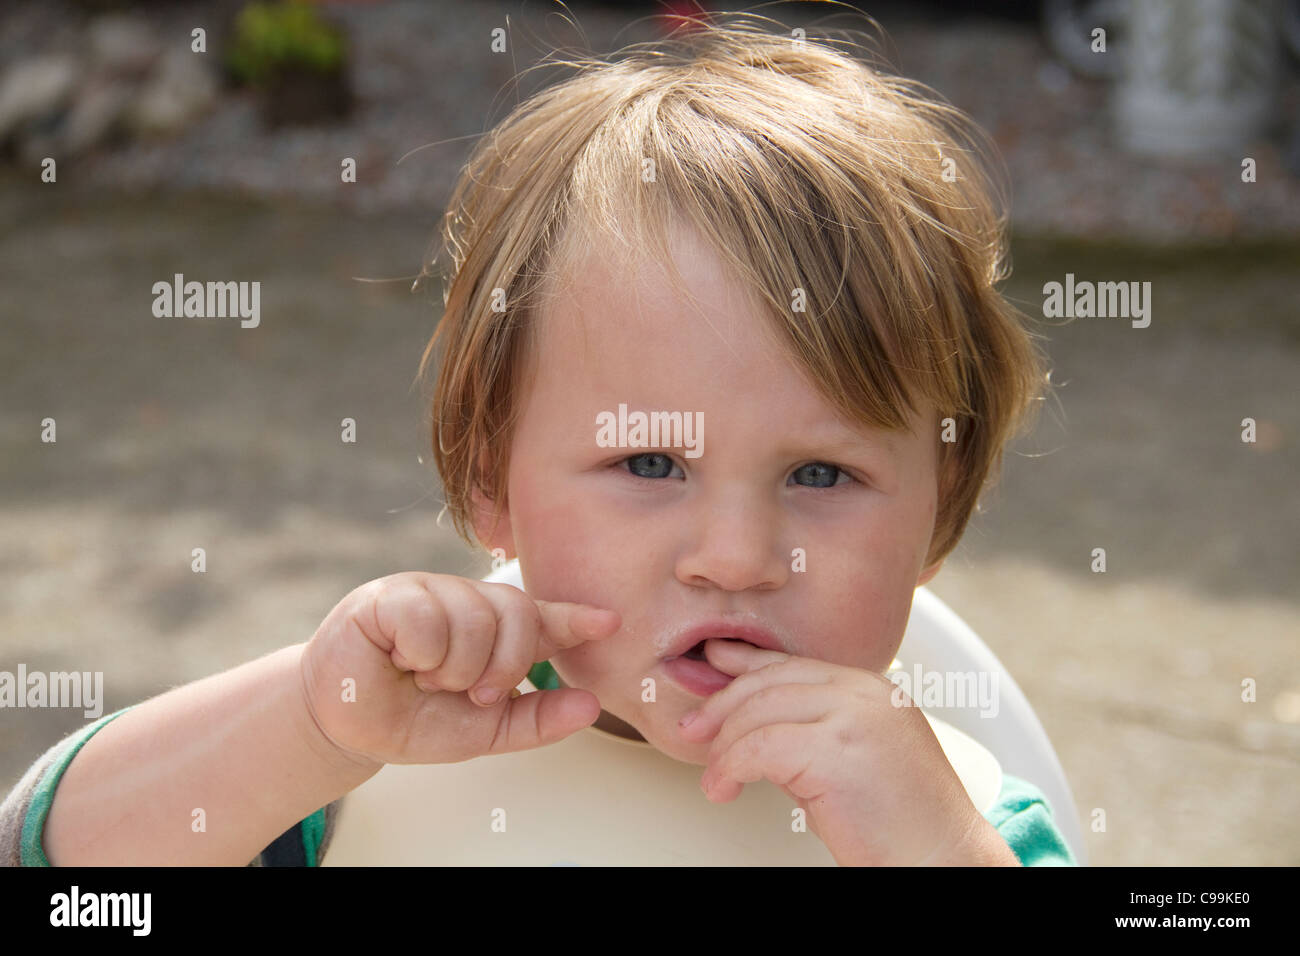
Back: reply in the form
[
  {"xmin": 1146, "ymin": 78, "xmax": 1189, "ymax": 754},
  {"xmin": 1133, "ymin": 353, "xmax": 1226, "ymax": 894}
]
[
  {"xmin": 623, "ymin": 453, "xmax": 681, "ymax": 479},
  {"xmin": 618, "ymin": 456, "xmax": 854, "ymax": 487},
  {"xmin": 790, "ymin": 462, "xmax": 849, "ymax": 488}
]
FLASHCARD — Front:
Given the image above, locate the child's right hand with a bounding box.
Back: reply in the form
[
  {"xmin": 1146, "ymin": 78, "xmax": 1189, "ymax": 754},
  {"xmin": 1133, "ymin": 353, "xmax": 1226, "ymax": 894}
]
[{"xmin": 297, "ymin": 573, "xmax": 620, "ymax": 768}]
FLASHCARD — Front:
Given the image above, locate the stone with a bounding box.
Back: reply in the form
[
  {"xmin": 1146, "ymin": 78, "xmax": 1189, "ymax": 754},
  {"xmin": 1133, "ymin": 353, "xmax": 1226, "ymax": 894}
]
[
  {"xmin": 0, "ymin": 54, "xmax": 78, "ymax": 142},
  {"xmin": 60, "ymin": 77, "xmax": 134, "ymax": 154},
  {"xmin": 88, "ymin": 14, "xmax": 160, "ymax": 79},
  {"xmin": 127, "ymin": 47, "xmax": 217, "ymax": 137}
]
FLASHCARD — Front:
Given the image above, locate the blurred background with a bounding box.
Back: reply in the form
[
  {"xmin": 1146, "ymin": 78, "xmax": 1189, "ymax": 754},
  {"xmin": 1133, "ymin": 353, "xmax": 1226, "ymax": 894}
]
[{"xmin": 1, "ymin": 0, "xmax": 1296, "ymax": 865}]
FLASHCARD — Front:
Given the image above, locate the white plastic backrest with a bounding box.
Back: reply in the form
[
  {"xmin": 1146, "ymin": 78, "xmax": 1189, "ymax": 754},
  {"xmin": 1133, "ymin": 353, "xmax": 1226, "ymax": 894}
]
[
  {"xmin": 899, "ymin": 587, "xmax": 1087, "ymax": 865},
  {"xmin": 481, "ymin": 558, "xmax": 1086, "ymax": 865}
]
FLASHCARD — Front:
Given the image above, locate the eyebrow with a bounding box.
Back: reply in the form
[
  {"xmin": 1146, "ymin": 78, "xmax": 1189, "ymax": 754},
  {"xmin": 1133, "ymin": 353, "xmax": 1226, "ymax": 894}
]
[{"xmin": 776, "ymin": 432, "xmax": 900, "ymax": 460}]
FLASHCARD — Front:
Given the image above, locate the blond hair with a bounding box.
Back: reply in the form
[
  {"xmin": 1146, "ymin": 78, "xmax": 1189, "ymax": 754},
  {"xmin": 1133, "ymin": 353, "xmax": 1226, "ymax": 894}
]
[{"xmin": 419, "ymin": 11, "xmax": 1049, "ymax": 570}]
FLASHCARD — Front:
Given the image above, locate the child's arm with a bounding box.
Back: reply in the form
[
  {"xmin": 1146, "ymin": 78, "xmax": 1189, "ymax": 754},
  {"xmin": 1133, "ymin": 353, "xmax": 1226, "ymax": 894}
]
[
  {"xmin": 34, "ymin": 572, "xmax": 618, "ymax": 866},
  {"xmin": 41, "ymin": 643, "xmax": 381, "ymax": 866}
]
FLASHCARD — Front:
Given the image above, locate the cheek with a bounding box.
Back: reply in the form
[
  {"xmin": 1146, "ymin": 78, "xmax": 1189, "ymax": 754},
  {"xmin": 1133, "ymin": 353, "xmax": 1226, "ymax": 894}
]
[
  {"xmin": 551, "ymin": 639, "xmax": 620, "ymax": 691},
  {"xmin": 511, "ymin": 472, "xmax": 608, "ymax": 593},
  {"xmin": 876, "ymin": 477, "xmax": 937, "ymax": 576},
  {"xmin": 810, "ymin": 517, "xmax": 924, "ymax": 668},
  {"xmin": 814, "ymin": 575, "xmax": 898, "ymax": 667}
]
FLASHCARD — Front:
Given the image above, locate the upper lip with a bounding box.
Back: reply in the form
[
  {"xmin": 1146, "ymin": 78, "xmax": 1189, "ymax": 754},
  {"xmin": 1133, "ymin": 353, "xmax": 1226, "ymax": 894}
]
[{"xmin": 663, "ymin": 618, "xmax": 787, "ymax": 659}]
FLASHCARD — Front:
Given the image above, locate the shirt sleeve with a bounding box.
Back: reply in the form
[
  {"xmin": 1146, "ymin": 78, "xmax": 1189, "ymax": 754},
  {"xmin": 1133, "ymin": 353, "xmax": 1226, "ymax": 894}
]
[
  {"xmin": 0, "ymin": 704, "xmax": 341, "ymax": 867},
  {"xmin": 0, "ymin": 706, "xmax": 138, "ymax": 867},
  {"xmin": 250, "ymin": 799, "xmax": 342, "ymax": 867},
  {"xmin": 981, "ymin": 773, "xmax": 1079, "ymax": 866}
]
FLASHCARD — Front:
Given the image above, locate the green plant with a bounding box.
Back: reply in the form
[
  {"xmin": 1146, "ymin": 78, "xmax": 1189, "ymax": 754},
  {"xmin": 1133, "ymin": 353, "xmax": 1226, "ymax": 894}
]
[{"xmin": 226, "ymin": 0, "xmax": 346, "ymax": 87}]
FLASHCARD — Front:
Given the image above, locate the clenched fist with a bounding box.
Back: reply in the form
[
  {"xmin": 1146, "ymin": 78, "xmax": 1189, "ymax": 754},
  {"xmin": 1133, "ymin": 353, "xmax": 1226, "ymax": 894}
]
[{"xmin": 298, "ymin": 573, "xmax": 619, "ymax": 768}]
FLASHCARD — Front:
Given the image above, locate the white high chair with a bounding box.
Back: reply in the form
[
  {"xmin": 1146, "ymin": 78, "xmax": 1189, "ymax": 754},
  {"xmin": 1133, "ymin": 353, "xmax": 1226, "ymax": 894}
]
[{"xmin": 481, "ymin": 558, "xmax": 1087, "ymax": 865}]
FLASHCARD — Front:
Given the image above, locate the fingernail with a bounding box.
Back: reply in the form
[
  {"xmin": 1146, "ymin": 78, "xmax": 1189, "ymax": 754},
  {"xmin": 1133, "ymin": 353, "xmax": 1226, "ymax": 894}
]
[
  {"xmin": 475, "ymin": 687, "xmax": 500, "ymax": 705},
  {"xmin": 679, "ymin": 709, "xmax": 699, "ymax": 728}
]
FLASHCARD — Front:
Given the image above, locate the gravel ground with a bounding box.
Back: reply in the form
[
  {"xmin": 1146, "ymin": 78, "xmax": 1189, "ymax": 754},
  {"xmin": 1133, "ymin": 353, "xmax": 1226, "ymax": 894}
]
[
  {"xmin": 2, "ymin": 0, "xmax": 1299, "ymax": 237},
  {"xmin": 1, "ymin": 189, "xmax": 1296, "ymax": 867}
]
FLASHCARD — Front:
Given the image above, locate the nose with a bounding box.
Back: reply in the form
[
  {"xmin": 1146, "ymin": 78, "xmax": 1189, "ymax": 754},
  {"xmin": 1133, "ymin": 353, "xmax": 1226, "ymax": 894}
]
[{"xmin": 674, "ymin": 489, "xmax": 789, "ymax": 592}]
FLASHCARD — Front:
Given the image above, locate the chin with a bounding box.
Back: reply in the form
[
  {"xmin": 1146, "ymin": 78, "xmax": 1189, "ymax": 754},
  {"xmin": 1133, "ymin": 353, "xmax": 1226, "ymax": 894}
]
[{"xmin": 630, "ymin": 717, "xmax": 706, "ymax": 765}]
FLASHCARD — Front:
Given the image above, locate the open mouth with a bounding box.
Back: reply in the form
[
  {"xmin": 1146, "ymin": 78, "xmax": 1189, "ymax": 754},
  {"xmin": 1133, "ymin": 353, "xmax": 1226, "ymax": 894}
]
[
  {"xmin": 664, "ymin": 638, "xmax": 763, "ymax": 696},
  {"xmin": 681, "ymin": 640, "xmax": 708, "ymax": 661}
]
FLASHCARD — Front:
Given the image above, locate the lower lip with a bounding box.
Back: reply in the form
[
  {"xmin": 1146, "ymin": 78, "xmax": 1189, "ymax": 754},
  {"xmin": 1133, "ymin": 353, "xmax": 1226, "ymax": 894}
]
[{"xmin": 662, "ymin": 655, "xmax": 734, "ymax": 696}]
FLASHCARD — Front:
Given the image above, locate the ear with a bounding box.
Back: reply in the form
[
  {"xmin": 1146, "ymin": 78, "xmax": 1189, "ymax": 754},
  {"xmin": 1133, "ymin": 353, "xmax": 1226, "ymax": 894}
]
[
  {"xmin": 917, "ymin": 417, "xmax": 954, "ymax": 589},
  {"xmin": 916, "ymin": 559, "xmax": 944, "ymax": 588},
  {"xmin": 468, "ymin": 450, "xmax": 516, "ymax": 559}
]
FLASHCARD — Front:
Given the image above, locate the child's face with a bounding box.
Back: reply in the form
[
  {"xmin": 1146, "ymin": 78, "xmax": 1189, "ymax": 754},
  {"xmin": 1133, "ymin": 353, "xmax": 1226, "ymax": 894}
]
[{"xmin": 476, "ymin": 222, "xmax": 943, "ymax": 764}]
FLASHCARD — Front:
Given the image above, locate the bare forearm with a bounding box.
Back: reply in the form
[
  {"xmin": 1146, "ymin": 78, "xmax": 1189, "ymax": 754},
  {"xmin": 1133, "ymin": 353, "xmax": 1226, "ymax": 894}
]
[
  {"xmin": 42, "ymin": 643, "xmax": 381, "ymax": 866},
  {"xmin": 923, "ymin": 813, "xmax": 1022, "ymax": 866}
]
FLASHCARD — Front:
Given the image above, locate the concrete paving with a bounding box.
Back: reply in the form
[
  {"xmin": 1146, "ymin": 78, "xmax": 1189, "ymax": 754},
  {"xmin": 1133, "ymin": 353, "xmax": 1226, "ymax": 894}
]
[{"xmin": 0, "ymin": 188, "xmax": 1295, "ymax": 865}]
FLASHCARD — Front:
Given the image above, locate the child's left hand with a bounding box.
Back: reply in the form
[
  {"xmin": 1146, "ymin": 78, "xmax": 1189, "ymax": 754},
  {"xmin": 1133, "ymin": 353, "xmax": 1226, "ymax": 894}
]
[{"xmin": 676, "ymin": 639, "xmax": 1020, "ymax": 866}]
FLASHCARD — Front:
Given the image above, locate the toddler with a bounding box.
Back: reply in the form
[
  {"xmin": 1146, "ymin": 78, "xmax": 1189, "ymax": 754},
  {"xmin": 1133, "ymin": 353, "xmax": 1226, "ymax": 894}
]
[{"xmin": 2, "ymin": 14, "xmax": 1074, "ymax": 866}]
